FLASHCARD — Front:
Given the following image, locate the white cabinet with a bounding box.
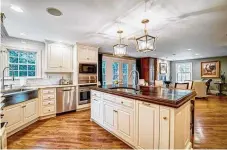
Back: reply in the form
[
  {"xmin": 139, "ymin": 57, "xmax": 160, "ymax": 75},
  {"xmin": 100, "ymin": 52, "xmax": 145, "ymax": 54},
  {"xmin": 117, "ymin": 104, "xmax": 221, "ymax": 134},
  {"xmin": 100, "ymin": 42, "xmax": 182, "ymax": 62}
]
[
  {"xmin": 2, "ymin": 98, "xmax": 39, "ymax": 134},
  {"xmin": 2, "ymin": 103, "xmax": 24, "ymax": 133},
  {"xmin": 103, "ymin": 101, "xmax": 116, "ymax": 132},
  {"xmin": 116, "ymin": 106, "xmax": 134, "ymax": 145},
  {"xmin": 91, "ymin": 97, "xmax": 102, "ymax": 124},
  {"xmin": 24, "ymin": 99, "xmax": 38, "ymax": 124},
  {"xmin": 46, "ymin": 43, "xmax": 72, "ymax": 72},
  {"xmin": 159, "ymin": 107, "xmax": 171, "ymax": 149},
  {"xmin": 136, "ymin": 101, "xmax": 159, "ymax": 149},
  {"xmin": 77, "ymin": 44, "xmax": 98, "ymax": 63}
]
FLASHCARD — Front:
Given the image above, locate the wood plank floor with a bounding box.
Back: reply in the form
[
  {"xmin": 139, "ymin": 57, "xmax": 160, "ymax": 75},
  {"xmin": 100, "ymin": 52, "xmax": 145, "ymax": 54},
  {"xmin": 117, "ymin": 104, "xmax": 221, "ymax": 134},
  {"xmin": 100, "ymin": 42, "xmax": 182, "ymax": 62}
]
[
  {"xmin": 7, "ymin": 95, "xmax": 227, "ymax": 149},
  {"xmin": 194, "ymin": 95, "xmax": 227, "ymax": 149},
  {"xmin": 7, "ymin": 110, "xmax": 131, "ymax": 149}
]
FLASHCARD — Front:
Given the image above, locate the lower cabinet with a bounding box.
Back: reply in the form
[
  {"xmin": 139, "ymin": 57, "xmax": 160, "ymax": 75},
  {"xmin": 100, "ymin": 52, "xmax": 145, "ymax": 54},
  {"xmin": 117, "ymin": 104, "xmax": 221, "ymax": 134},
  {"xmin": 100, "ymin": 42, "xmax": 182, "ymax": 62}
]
[
  {"xmin": 136, "ymin": 101, "xmax": 159, "ymax": 149},
  {"xmin": 91, "ymin": 97, "xmax": 103, "ymax": 125},
  {"xmin": 2, "ymin": 98, "xmax": 39, "ymax": 134},
  {"xmin": 103, "ymin": 101, "xmax": 116, "ymax": 132}
]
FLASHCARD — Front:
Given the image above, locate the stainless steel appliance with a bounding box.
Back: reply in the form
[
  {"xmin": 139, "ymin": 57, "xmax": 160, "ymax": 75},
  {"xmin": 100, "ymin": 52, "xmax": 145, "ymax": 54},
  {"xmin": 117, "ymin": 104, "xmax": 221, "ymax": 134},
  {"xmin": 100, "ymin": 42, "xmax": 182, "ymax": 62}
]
[
  {"xmin": 78, "ymin": 85, "xmax": 96, "ymax": 105},
  {"xmin": 56, "ymin": 87, "xmax": 76, "ymax": 114},
  {"xmin": 79, "ymin": 63, "xmax": 97, "ymax": 74}
]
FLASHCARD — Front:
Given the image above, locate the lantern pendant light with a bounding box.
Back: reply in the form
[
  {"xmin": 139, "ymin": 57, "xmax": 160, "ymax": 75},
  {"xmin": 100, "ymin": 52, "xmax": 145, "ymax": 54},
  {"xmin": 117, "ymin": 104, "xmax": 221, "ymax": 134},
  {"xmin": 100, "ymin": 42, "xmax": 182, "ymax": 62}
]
[
  {"xmin": 136, "ymin": 1, "xmax": 156, "ymax": 52},
  {"xmin": 113, "ymin": 30, "xmax": 127, "ymax": 57}
]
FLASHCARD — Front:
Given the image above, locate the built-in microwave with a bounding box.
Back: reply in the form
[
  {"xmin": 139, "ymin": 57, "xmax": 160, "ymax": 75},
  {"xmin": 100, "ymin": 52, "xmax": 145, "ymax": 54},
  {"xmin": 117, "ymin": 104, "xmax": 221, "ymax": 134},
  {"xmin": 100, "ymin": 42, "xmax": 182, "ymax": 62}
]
[{"xmin": 79, "ymin": 63, "xmax": 97, "ymax": 74}]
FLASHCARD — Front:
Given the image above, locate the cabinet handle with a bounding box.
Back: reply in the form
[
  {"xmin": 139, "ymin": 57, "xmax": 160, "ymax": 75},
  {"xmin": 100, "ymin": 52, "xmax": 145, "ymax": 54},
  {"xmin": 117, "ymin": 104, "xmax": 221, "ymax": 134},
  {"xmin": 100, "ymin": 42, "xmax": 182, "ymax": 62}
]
[
  {"xmin": 142, "ymin": 102, "xmax": 151, "ymax": 106},
  {"xmin": 121, "ymin": 101, "xmax": 124, "ymax": 104},
  {"xmin": 48, "ymin": 103, "xmax": 51, "ymax": 104},
  {"xmin": 163, "ymin": 117, "xmax": 167, "ymax": 120},
  {"xmin": 93, "ymin": 99, "xmax": 97, "ymax": 101},
  {"xmin": 114, "ymin": 110, "xmax": 118, "ymax": 113}
]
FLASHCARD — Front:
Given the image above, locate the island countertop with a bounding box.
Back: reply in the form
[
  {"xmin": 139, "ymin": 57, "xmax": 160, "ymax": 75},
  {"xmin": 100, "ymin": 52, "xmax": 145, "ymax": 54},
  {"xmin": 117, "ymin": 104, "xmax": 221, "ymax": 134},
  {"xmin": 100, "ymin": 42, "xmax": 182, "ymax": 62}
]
[{"xmin": 90, "ymin": 84, "xmax": 196, "ymax": 108}]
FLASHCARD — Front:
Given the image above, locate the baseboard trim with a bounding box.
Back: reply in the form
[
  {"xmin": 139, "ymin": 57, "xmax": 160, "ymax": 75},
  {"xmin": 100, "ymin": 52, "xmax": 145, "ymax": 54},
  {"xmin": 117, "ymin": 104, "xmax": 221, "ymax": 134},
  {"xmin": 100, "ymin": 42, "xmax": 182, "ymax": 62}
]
[{"xmin": 39, "ymin": 114, "xmax": 56, "ymax": 120}]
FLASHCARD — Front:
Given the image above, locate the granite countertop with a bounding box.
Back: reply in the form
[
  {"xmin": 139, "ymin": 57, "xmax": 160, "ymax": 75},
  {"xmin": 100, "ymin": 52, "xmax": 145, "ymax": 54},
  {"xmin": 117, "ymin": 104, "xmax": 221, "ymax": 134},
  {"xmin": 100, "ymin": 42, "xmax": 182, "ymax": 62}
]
[{"xmin": 90, "ymin": 84, "xmax": 196, "ymax": 108}]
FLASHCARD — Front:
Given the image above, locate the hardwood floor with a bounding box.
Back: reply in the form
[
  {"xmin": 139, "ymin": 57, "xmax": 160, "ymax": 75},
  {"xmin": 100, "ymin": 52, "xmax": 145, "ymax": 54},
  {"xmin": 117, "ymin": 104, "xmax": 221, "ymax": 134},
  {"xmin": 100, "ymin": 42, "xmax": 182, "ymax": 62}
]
[
  {"xmin": 7, "ymin": 95, "xmax": 227, "ymax": 149},
  {"xmin": 7, "ymin": 110, "xmax": 131, "ymax": 149},
  {"xmin": 194, "ymin": 95, "xmax": 227, "ymax": 149}
]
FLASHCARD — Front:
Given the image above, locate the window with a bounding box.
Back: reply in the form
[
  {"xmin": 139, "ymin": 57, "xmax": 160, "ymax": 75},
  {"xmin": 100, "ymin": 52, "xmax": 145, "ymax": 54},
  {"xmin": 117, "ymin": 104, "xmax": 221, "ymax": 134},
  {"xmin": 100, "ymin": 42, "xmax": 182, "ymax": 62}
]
[
  {"xmin": 122, "ymin": 63, "xmax": 128, "ymax": 85},
  {"xmin": 132, "ymin": 63, "xmax": 136, "ymax": 86},
  {"xmin": 176, "ymin": 62, "xmax": 192, "ymax": 82},
  {"xmin": 112, "ymin": 62, "xmax": 119, "ymax": 84},
  {"xmin": 102, "ymin": 61, "xmax": 106, "ymax": 86},
  {"xmin": 8, "ymin": 50, "xmax": 37, "ymax": 77}
]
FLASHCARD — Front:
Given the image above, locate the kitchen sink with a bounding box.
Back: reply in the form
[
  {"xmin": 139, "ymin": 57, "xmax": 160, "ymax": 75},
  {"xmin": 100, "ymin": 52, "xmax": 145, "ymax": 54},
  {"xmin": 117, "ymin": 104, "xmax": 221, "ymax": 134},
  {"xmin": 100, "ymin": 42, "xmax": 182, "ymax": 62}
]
[{"xmin": 1, "ymin": 88, "xmax": 36, "ymax": 96}]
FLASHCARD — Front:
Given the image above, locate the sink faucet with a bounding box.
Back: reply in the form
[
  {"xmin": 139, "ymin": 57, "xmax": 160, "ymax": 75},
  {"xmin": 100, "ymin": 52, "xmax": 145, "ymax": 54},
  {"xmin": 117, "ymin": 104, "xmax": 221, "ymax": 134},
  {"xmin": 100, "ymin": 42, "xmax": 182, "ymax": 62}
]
[
  {"xmin": 1, "ymin": 67, "xmax": 15, "ymax": 90},
  {"xmin": 129, "ymin": 69, "xmax": 140, "ymax": 88}
]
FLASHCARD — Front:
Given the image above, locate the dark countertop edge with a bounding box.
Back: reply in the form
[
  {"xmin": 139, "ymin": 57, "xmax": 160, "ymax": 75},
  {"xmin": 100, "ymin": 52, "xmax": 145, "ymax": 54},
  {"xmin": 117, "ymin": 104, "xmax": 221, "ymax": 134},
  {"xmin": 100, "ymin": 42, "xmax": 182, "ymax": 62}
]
[
  {"xmin": 4, "ymin": 98, "xmax": 36, "ymax": 108},
  {"xmin": 90, "ymin": 87, "xmax": 196, "ymax": 108}
]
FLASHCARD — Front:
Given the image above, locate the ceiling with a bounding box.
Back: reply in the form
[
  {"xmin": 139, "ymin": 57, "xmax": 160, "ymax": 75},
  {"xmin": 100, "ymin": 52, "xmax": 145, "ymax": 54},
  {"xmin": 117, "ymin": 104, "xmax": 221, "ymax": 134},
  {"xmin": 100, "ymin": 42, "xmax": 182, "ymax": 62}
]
[{"xmin": 2, "ymin": 0, "xmax": 227, "ymax": 60}]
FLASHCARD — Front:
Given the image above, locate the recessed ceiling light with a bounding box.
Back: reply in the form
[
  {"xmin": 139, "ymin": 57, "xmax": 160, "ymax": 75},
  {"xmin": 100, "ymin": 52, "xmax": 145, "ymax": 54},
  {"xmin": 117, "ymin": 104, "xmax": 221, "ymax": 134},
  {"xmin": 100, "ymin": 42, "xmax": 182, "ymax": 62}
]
[
  {"xmin": 187, "ymin": 49, "xmax": 192, "ymax": 51},
  {"xmin": 195, "ymin": 53, "xmax": 199, "ymax": 56},
  {"xmin": 10, "ymin": 4, "xmax": 23, "ymax": 13},
  {"xmin": 46, "ymin": 7, "xmax": 63, "ymax": 16},
  {"xmin": 21, "ymin": 41, "xmax": 26, "ymax": 44},
  {"xmin": 20, "ymin": 33, "xmax": 26, "ymax": 36}
]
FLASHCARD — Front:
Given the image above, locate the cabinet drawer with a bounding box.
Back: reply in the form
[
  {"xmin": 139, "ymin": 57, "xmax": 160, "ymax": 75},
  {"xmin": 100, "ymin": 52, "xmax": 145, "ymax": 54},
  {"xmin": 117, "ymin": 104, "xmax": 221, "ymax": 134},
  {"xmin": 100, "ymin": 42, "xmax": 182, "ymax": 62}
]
[
  {"xmin": 103, "ymin": 93, "xmax": 116, "ymax": 102},
  {"xmin": 116, "ymin": 97, "xmax": 134, "ymax": 109},
  {"xmin": 43, "ymin": 100, "xmax": 55, "ymax": 106},
  {"xmin": 91, "ymin": 91, "xmax": 101, "ymax": 98},
  {"xmin": 43, "ymin": 94, "xmax": 55, "ymax": 100},
  {"xmin": 43, "ymin": 106, "xmax": 55, "ymax": 114},
  {"xmin": 42, "ymin": 88, "xmax": 55, "ymax": 94}
]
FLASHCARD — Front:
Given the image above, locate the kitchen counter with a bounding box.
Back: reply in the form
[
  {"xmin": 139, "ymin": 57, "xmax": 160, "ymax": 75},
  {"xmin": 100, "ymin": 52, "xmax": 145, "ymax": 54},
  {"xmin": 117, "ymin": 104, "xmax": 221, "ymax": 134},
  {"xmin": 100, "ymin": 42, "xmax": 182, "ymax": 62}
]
[
  {"xmin": 29, "ymin": 84, "xmax": 77, "ymax": 89},
  {"xmin": 90, "ymin": 84, "xmax": 196, "ymax": 108}
]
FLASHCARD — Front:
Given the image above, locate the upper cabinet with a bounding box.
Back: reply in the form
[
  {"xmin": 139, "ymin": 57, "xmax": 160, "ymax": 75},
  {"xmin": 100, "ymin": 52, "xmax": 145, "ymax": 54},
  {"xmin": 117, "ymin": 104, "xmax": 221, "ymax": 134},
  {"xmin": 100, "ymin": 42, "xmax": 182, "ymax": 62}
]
[
  {"xmin": 77, "ymin": 44, "xmax": 98, "ymax": 63},
  {"xmin": 46, "ymin": 43, "xmax": 73, "ymax": 72}
]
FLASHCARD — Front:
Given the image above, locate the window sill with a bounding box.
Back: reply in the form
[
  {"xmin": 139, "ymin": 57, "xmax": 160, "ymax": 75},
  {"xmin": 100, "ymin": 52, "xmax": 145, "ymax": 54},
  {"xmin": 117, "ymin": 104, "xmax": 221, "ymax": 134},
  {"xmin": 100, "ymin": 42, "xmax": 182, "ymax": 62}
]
[{"xmin": 3, "ymin": 76, "xmax": 43, "ymax": 80}]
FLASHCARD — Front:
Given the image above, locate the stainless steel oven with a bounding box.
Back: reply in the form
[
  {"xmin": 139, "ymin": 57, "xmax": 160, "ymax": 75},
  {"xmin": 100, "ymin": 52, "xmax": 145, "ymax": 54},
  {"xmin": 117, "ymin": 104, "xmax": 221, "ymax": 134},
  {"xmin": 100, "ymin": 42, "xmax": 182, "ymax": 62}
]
[
  {"xmin": 78, "ymin": 85, "xmax": 96, "ymax": 105},
  {"xmin": 79, "ymin": 63, "xmax": 97, "ymax": 74}
]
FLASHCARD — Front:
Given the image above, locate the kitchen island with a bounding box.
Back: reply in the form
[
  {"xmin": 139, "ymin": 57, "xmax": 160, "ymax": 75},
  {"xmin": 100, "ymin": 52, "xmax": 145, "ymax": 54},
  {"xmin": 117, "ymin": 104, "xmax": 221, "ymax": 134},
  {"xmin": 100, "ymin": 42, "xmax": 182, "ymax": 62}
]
[{"xmin": 90, "ymin": 85, "xmax": 196, "ymax": 149}]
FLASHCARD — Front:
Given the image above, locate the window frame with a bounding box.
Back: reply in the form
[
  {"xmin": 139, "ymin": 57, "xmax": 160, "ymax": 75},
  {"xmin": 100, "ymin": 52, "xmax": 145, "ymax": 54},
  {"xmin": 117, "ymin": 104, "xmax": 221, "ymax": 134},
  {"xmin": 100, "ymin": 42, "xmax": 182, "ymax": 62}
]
[
  {"xmin": 5, "ymin": 46, "xmax": 42, "ymax": 79},
  {"xmin": 176, "ymin": 62, "xmax": 192, "ymax": 82}
]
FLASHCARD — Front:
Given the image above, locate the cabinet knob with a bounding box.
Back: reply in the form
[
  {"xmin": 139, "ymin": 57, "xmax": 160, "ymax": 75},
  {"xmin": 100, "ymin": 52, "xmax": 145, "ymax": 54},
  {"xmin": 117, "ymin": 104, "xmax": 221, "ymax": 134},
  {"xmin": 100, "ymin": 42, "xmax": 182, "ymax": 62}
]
[
  {"xmin": 163, "ymin": 117, "xmax": 167, "ymax": 120},
  {"xmin": 121, "ymin": 101, "xmax": 124, "ymax": 104},
  {"xmin": 114, "ymin": 110, "xmax": 118, "ymax": 113}
]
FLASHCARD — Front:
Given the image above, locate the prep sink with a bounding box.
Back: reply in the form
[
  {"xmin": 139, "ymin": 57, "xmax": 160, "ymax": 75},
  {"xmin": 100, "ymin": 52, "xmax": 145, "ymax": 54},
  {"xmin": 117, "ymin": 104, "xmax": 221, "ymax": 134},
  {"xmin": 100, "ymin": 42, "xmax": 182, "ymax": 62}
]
[{"xmin": 1, "ymin": 88, "xmax": 38, "ymax": 107}]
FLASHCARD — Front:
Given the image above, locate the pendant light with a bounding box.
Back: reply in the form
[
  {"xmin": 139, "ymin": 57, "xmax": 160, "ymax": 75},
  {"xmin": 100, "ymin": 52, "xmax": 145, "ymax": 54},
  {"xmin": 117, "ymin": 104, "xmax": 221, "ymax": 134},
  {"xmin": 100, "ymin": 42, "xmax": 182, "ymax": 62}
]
[
  {"xmin": 113, "ymin": 30, "xmax": 127, "ymax": 57},
  {"xmin": 136, "ymin": 1, "xmax": 156, "ymax": 52}
]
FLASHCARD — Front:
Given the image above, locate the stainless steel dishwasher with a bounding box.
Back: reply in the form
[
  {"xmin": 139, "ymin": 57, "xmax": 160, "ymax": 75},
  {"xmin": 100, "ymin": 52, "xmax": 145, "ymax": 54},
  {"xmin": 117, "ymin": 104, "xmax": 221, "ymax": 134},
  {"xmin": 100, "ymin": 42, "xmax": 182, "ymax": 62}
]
[{"xmin": 56, "ymin": 86, "xmax": 76, "ymax": 114}]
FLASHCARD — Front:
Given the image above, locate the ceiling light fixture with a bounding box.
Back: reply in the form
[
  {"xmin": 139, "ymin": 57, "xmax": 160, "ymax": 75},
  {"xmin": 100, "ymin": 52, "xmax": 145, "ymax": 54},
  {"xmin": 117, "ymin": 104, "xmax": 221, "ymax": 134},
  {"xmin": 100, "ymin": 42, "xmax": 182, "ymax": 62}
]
[
  {"xmin": 136, "ymin": 1, "xmax": 156, "ymax": 53},
  {"xmin": 187, "ymin": 49, "xmax": 192, "ymax": 51},
  {"xmin": 10, "ymin": 4, "xmax": 23, "ymax": 12},
  {"xmin": 113, "ymin": 30, "xmax": 127, "ymax": 57},
  {"xmin": 195, "ymin": 53, "xmax": 199, "ymax": 56},
  {"xmin": 46, "ymin": 8, "xmax": 63, "ymax": 16}
]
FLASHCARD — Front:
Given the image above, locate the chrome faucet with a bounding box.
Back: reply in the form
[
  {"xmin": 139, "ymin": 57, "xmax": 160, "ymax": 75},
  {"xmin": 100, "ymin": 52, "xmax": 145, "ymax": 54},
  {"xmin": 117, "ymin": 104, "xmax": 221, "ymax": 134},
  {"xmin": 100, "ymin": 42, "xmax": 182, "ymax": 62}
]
[
  {"xmin": 129, "ymin": 69, "xmax": 140, "ymax": 88},
  {"xmin": 1, "ymin": 67, "xmax": 15, "ymax": 90}
]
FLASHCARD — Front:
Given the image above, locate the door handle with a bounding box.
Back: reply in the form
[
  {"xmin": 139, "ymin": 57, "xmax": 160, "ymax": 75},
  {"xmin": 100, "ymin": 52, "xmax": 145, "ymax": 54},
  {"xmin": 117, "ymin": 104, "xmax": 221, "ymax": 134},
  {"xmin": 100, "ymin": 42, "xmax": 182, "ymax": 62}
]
[{"xmin": 142, "ymin": 102, "xmax": 151, "ymax": 106}]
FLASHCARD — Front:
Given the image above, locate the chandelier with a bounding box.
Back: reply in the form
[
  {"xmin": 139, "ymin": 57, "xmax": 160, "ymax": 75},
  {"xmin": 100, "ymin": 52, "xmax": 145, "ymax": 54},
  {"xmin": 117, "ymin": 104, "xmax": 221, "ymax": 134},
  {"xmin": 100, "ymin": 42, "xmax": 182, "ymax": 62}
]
[
  {"xmin": 113, "ymin": 30, "xmax": 127, "ymax": 57},
  {"xmin": 136, "ymin": 1, "xmax": 156, "ymax": 52}
]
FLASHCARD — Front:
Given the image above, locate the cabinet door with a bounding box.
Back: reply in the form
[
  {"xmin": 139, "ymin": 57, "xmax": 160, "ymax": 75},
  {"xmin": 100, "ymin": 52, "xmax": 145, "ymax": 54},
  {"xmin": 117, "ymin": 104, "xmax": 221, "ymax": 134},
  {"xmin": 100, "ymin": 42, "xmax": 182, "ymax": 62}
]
[
  {"xmin": 3, "ymin": 103, "xmax": 24, "ymax": 133},
  {"xmin": 78, "ymin": 46, "xmax": 88, "ymax": 62},
  {"xmin": 159, "ymin": 107, "xmax": 170, "ymax": 149},
  {"xmin": 62, "ymin": 47, "xmax": 72, "ymax": 71},
  {"xmin": 103, "ymin": 101, "xmax": 116, "ymax": 132},
  {"xmin": 116, "ymin": 107, "xmax": 134, "ymax": 145},
  {"xmin": 91, "ymin": 98, "xmax": 102, "ymax": 125},
  {"xmin": 87, "ymin": 48, "xmax": 98, "ymax": 62},
  {"xmin": 137, "ymin": 102, "xmax": 159, "ymax": 149},
  {"xmin": 24, "ymin": 99, "xmax": 38, "ymax": 124},
  {"xmin": 47, "ymin": 44, "xmax": 63, "ymax": 69}
]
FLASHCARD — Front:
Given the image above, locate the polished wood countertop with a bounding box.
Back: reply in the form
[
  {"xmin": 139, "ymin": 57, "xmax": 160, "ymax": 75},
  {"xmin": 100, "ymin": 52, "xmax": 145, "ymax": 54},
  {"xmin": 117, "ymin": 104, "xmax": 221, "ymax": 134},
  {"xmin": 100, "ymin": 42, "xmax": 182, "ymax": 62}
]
[{"xmin": 90, "ymin": 85, "xmax": 196, "ymax": 108}]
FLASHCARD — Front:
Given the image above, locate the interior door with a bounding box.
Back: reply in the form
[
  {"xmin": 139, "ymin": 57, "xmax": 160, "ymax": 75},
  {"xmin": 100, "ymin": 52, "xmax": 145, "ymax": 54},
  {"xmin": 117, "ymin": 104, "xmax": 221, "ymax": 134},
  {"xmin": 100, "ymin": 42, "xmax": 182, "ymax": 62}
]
[
  {"xmin": 24, "ymin": 99, "xmax": 38, "ymax": 124},
  {"xmin": 137, "ymin": 102, "xmax": 159, "ymax": 149}
]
